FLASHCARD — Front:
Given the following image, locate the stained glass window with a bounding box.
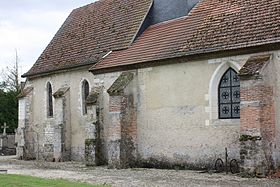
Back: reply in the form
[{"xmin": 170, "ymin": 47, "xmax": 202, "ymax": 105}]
[{"xmin": 218, "ymin": 68, "xmax": 240, "ymax": 119}]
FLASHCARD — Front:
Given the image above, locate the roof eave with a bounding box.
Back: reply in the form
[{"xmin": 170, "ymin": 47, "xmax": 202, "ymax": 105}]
[
  {"xmin": 22, "ymin": 62, "xmax": 95, "ymax": 79},
  {"xmin": 90, "ymin": 42, "xmax": 280, "ymax": 75}
]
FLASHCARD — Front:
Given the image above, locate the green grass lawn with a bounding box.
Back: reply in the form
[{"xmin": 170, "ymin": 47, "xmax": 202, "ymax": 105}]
[{"xmin": 0, "ymin": 174, "xmax": 109, "ymax": 187}]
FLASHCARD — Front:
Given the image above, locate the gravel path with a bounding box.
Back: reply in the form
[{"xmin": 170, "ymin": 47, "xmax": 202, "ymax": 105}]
[{"xmin": 0, "ymin": 157, "xmax": 279, "ymax": 187}]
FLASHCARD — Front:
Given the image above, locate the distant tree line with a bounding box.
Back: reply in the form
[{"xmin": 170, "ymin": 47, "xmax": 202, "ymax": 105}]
[{"xmin": 0, "ymin": 52, "xmax": 20, "ymax": 134}]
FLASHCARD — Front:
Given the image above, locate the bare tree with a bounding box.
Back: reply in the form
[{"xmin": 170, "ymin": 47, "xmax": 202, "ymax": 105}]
[{"xmin": 1, "ymin": 50, "xmax": 20, "ymax": 92}]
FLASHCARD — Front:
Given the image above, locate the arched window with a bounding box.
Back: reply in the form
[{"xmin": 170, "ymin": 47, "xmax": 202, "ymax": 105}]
[
  {"xmin": 218, "ymin": 68, "xmax": 240, "ymax": 119},
  {"xmin": 82, "ymin": 80, "xmax": 89, "ymax": 115},
  {"xmin": 47, "ymin": 82, "xmax": 53, "ymax": 117}
]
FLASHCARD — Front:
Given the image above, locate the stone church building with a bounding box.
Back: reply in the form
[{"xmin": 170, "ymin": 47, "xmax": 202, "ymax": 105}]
[{"xmin": 16, "ymin": 0, "xmax": 280, "ymax": 175}]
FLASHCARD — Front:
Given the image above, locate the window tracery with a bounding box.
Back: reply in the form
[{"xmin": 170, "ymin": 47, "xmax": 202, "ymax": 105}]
[{"xmin": 218, "ymin": 68, "xmax": 240, "ymax": 119}]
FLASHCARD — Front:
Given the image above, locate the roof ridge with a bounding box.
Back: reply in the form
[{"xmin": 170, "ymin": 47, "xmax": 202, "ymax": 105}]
[
  {"xmin": 73, "ymin": 0, "xmax": 101, "ymax": 11},
  {"xmin": 23, "ymin": 0, "xmax": 153, "ymax": 78},
  {"xmin": 90, "ymin": 0, "xmax": 280, "ymax": 73}
]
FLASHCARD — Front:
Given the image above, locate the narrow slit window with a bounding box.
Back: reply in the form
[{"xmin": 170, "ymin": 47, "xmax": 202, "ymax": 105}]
[
  {"xmin": 218, "ymin": 68, "xmax": 240, "ymax": 119},
  {"xmin": 47, "ymin": 82, "xmax": 53, "ymax": 117},
  {"xmin": 82, "ymin": 80, "xmax": 89, "ymax": 115}
]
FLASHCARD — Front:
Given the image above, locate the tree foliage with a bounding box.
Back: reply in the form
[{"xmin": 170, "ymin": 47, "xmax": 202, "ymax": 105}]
[
  {"xmin": 0, "ymin": 89, "xmax": 18, "ymax": 133},
  {"xmin": 0, "ymin": 51, "xmax": 20, "ymax": 133}
]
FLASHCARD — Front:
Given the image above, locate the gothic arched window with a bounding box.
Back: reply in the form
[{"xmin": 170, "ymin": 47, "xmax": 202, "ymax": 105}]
[
  {"xmin": 47, "ymin": 82, "xmax": 53, "ymax": 118},
  {"xmin": 218, "ymin": 68, "xmax": 240, "ymax": 119},
  {"xmin": 82, "ymin": 80, "xmax": 89, "ymax": 115}
]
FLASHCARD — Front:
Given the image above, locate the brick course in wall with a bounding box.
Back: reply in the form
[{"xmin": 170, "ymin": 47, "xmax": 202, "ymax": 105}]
[
  {"xmin": 109, "ymin": 96, "xmax": 123, "ymax": 113},
  {"xmin": 240, "ymin": 79, "xmax": 276, "ymax": 175},
  {"xmin": 120, "ymin": 95, "xmax": 137, "ymax": 168},
  {"xmin": 107, "ymin": 72, "xmax": 137, "ymax": 168}
]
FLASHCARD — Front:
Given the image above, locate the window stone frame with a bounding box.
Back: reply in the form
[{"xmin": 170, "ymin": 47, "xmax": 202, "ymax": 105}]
[{"xmin": 207, "ymin": 60, "xmax": 241, "ymax": 125}]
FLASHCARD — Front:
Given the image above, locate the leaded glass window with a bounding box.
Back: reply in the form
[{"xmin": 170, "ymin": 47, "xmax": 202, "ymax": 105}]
[
  {"xmin": 218, "ymin": 68, "xmax": 240, "ymax": 119},
  {"xmin": 47, "ymin": 82, "xmax": 53, "ymax": 118}
]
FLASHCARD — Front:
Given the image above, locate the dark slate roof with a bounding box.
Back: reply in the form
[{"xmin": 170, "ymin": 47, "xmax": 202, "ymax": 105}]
[
  {"xmin": 90, "ymin": 0, "xmax": 280, "ymax": 73},
  {"xmin": 23, "ymin": 0, "xmax": 153, "ymax": 77},
  {"xmin": 239, "ymin": 54, "xmax": 271, "ymax": 76},
  {"xmin": 107, "ymin": 72, "xmax": 134, "ymax": 95}
]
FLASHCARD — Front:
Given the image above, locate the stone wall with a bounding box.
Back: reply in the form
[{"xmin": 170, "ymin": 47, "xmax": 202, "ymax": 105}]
[
  {"xmin": 240, "ymin": 82, "xmax": 275, "ymax": 175},
  {"xmin": 97, "ymin": 50, "xmax": 279, "ymax": 170},
  {"xmin": 120, "ymin": 94, "xmax": 138, "ymax": 168},
  {"xmin": 0, "ymin": 134, "xmax": 16, "ymax": 155},
  {"xmin": 20, "ymin": 68, "xmax": 102, "ymax": 161},
  {"xmin": 6, "ymin": 134, "xmax": 15, "ymax": 149},
  {"xmin": 134, "ymin": 58, "xmax": 242, "ymax": 169},
  {"xmin": 106, "ymin": 72, "xmax": 138, "ymax": 168},
  {"xmin": 16, "ymin": 86, "xmax": 37, "ymax": 160},
  {"xmin": 19, "ymin": 49, "xmax": 280, "ymax": 173},
  {"xmin": 272, "ymin": 51, "xmax": 280, "ymax": 169}
]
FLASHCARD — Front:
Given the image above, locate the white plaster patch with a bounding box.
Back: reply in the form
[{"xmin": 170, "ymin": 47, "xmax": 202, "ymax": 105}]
[
  {"xmin": 204, "ymin": 94, "xmax": 209, "ymax": 101},
  {"xmin": 93, "ymin": 78, "xmax": 104, "ymax": 87},
  {"xmin": 44, "ymin": 126, "xmax": 54, "ymax": 144},
  {"xmin": 205, "ymin": 107, "xmax": 210, "ymax": 113},
  {"xmin": 174, "ymin": 106, "xmax": 197, "ymax": 115},
  {"xmin": 138, "ymin": 67, "xmax": 153, "ymax": 73},
  {"xmin": 18, "ymin": 99, "xmax": 26, "ymax": 122},
  {"xmin": 45, "ymin": 126, "xmax": 54, "ymax": 134},
  {"xmin": 229, "ymin": 54, "xmax": 249, "ymax": 62},
  {"xmin": 208, "ymin": 59, "xmax": 222, "ymax": 64},
  {"xmin": 205, "ymin": 120, "xmax": 210, "ymax": 126},
  {"xmin": 85, "ymin": 123, "xmax": 96, "ymax": 139}
]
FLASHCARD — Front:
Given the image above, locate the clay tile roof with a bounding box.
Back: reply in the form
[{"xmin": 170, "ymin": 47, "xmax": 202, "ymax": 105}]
[
  {"xmin": 86, "ymin": 86, "xmax": 103, "ymax": 105},
  {"xmin": 23, "ymin": 0, "xmax": 153, "ymax": 77},
  {"xmin": 107, "ymin": 72, "xmax": 134, "ymax": 95},
  {"xmin": 53, "ymin": 87, "xmax": 70, "ymax": 98},
  {"xmin": 90, "ymin": 0, "xmax": 280, "ymax": 73},
  {"xmin": 239, "ymin": 54, "xmax": 271, "ymax": 76},
  {"xmin": 17, "ymin": 87, "xmax": 33, "ymax": 99}
]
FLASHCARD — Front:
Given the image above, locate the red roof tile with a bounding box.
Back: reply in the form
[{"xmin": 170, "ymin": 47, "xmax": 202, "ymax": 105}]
[
  {"xmin": 90, "ymin": 0, "xmax": 280, "ymax": 73},
  {"xmin": 23, "ymin": 0, "xmax": 153, "ymax": 77},
  {"xmin": 239, "ymin": 54, "xmax": 271, "ymax": 76}
]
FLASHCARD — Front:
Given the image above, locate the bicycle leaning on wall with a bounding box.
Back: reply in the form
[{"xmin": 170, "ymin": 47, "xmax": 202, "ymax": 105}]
[{"xmin": 215, "ymin": 147, "xmax": 240, "ymax": 174}]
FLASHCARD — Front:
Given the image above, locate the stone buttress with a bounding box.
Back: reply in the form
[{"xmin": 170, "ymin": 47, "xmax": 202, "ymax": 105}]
[
  {"xmin": 239, "ymin": 54, "xmax": 277, "ymax": 176},
  {"xmin": 16, "ymin": 86, "xmax": 35, "ymax": 159},
  {"xmin": 106, "ymin": 72, "xmax": 138, "ymax": 169},
  {"xmin": 51, "ymin": 87, "xmax": 71, "ymax": 161}
]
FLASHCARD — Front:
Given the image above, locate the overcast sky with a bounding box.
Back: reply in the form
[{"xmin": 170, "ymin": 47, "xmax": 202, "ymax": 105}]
[{"xmin": 0, "ymin": 0, "xmax": 95, "ymax": 79}]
